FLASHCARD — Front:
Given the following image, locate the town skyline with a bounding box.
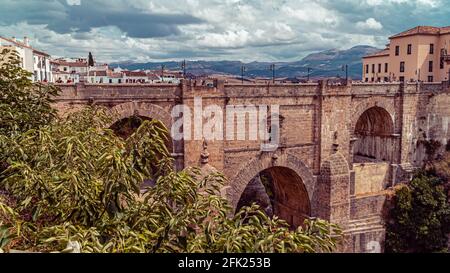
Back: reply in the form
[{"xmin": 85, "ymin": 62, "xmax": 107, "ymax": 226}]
[{"xmin": 0, "ymin": 0, "xmax": 449, "ymax": 63}]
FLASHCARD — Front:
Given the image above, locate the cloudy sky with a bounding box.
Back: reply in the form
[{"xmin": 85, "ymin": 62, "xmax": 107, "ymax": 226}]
[{"xmin": 0, "ymin": 0, "xmax": 448, "ymax": 63}]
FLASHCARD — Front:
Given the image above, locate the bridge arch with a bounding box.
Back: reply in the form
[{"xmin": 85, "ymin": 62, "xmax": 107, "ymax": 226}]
[
  {"xmin": 351, "ymin": 99, "xmax": 396, "ymax": 133},
  {"xmin": 352, "ymin": 104, "xmax": 397, "ymax": 163},
  {"xmin": 228, "ymin": 152, "xmax": 315, "ymax": 227},
  {"xmin": 107, "ymin": 101, "xmax": 172, "ymax": 130},
  {"xmin": 107, "ymin": 101, "xmax": 174, "ymax": 152}
]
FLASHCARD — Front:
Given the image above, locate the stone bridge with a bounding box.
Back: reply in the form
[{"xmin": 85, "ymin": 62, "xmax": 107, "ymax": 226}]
[{"xmin": 54, "ymin": 80, "xmax": 450, "ymax": 253}]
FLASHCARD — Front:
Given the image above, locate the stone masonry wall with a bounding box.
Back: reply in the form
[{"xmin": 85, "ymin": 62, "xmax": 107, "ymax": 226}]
[{"xmin": 53, "ymin": 80, "xmax": 450, "ymax": 252}]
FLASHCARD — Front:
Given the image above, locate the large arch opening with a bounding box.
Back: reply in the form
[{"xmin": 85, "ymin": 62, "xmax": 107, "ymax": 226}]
[
  {"xmin": 353, "ymin": 106, "xmax": 395, "ymax": 163},
  {"xmin": 109, "ymin": 115, "xmax": 173, "ymax": 190},
  {"xmin": 109, "ymin": 115, "xmax": 173, "ymax": 151},
  {"xmin": 236, "ymin": 166, "xmax": 311, "ymax": 228}
]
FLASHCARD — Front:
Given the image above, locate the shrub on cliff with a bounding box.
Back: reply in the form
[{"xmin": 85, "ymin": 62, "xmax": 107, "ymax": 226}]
[{"xmin": 385, "ymin": 171, "xmax": 450, "ymax": 253}]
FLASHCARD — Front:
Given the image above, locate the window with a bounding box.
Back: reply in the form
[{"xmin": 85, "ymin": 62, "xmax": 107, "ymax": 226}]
[
  {"xmin": 378, "ymin": 64, "xmax": 382, "ymax": 73},
  {"xmin": 399, "ymin": 76, "xmax": 405, "ymax": 82},
  {"xmin": 372, "ymin": 64, "xmax": 375, "ymax": 73},
  {"xmin": 384, "ymin": 77, "xmax": 389, "ymax": 82},
  {"xmin": 429, "ymin": 61, "xmax": 433, "ymax": 72},
  {"xmin": 430, "ymin": 44, "xmax": 434, "ymax": 54},
  {"xmin": 395, "ymin": 46, "xmax": 400, "ymax": 56},
  {"xmin": 118, "ymin": 79, "xmax": 122, "ymax": 84},
  {"xmin": 407, "ymin": 44, "xmax": 412, "ymax": 55},
  {"xmin": 377, "ymin": 77, "xmax": 381, "ymax": 82},
  {"xmin": 365, "ymin": 78, "xmax": 369, "ymax": 82},
  {"xmin": 385, "ymin": 63, "xmax": 388, "ymax": 73},
  {"xmin": 371, "ymin": 77, "xmax": 374, "ymax": 82},
  {"xmin": 441, "ymin": 59, "xmax": 445, "ymax": 69},
  {"xmin": 400, "ymin": 61, "xmax": 405, "ymax": 73},
  {"xmin": 109, "ymin": 79, "xmax": 112, "ymax": 84},
  {"xmin": 428, "ymin": 76, "xmax": 434, "ymax": 82},
  {"xmin": 365, "ymin": 64, "xmax": 369, "ymax": 74}
]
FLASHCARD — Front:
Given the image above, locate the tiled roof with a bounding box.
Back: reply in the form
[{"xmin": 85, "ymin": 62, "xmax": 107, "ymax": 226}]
[
  {"xmin": 33, "ymin": 49, "xmax": 50, "ymax": 57},
  {"xmin": 363, "ymin": 49, "xmax": 390, "ymax": 59},
  {"xmin": 124, "ymin": 71, "xmax": 147, "ymax": 77},
  {"xmin": 0, "ymin": 36, "xmax": 32, "ymax": 49},
  {"xmin": 108, "ymin": 72, "xmax": 123, "ymax": 78},
  {"xmin": 89, "ymin": 71, "xmax": 107, "ymax": 77},
  {"xmin": 147, "ymin": 73, "xmax": 160, "ymax": 80},
  {"xmin": 390, "ymin": 26, "xmax": 450, "ymax": 39},
  {"xmin": 0, "ymin": 36, "xmax": 50, "ymax": 57},
  {"xmin": 440, "ymin": 26, "xmax": 450, "ymax": 35},
  {"xmin": 53, "ymin": 60, "xmax": 88, "ymax": 67}
]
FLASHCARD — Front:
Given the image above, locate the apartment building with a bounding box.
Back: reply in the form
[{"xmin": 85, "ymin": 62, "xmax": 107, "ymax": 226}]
[
  {"xmin": 363, "ymin": 26, "xmax": 450, "ymax": 83},
  {"xmin": 0, "ymin": 36, "xmax": 52, "ymax": 82}
]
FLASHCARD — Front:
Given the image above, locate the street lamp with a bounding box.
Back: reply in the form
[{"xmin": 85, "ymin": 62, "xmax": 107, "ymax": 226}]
[
  {"xmin": 342, "ymin": 64, "xmax": 348, "ymax": 81},
  {"xmin": 270, "ymin": 64, "xmax": 276, "ymax": 84},
  {"xmin": 307, "ymin": 67, "xmax": 311, "ymax": 82},
  {"xmin": 181, "ymin": 60, "xmax": 186, "ymax": 78},
  {"xmin": 241, "ymin": 65, "xmax": 246, "ymax": 84}
]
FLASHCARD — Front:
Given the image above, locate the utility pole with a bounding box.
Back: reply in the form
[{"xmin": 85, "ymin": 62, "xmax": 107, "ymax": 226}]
[
  {"xmin": 181, "ymin": 60, "xmax": 186, "ymax": 78},
  {"xmin": 241, "ymin": 65, "xmax": 246, "ymax": 84},
  {"xmin": 270, "ymin": 64, "xmax": 275, "ymax": 83},
  {"xmin": 307, "ymin": 67, "xmax": 311, "ymax": 82},
  {"xmin": 342, "ymin": 64, "xmax": 348, "ymax": 81}
]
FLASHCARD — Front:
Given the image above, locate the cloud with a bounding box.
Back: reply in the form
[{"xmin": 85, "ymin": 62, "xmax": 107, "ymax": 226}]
[
  {"xmin": 356, "ymin": 18, "xmax": 383, "ymax": 30},
  {"xmin": 0, "ymin": 0, "xmax": 448, "ymax": 62},
  {"xmin": 66, "ymin": 0, "xmax": 81, "ymax": 5},
  {"xmin": 0, "ymin": 0, "xmax": 203, "ymax": 38}
]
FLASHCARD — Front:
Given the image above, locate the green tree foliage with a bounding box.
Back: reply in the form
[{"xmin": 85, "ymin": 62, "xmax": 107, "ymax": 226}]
[
  {"xmin": 0, "ymin": 49, "xmax": 343, "ymax": 253},
  {"xmin": 0, "ymin": 48, "xmax": 59, "ymax": 138},
  {"xmin": 0, "ymin": 107, "xmax": 342, "ymax": 253},
  {"xmin": 385, "ymin": 171, "xmax": 450, "ymax": 253}
]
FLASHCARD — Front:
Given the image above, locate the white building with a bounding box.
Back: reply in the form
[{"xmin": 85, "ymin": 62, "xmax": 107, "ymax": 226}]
[
  {"xmin": 157, "ymin": 70, "xmax": 183, "ymax": 84},
  {"xmin": 87, "ymin": 70, "xmax": 108, "ymax": 84},
  {"xmin": 52, "ymin": 58, "xmax": 88, "ymax": 74},
  {"xmin": 53, "ymin": 71, "xmax": 80, "ymax": 84},
  {"xmin": 123, "ymin": 71, "xmax": 148, "ymax": 83},
  {"xmin": 147, "ymin": 72, "xmax": 161, "ymax": 83},
  {"xmin": 33, "ymin": 49, "xmax": 52, "ymax": 82},
  {"xmin": 51, "ymin": 58, "xmax": 88, "ymax": 83},
  {"xmin": 107, "ymin": 72, "xmax": 123, "ymax": 84},
  {"xmin": 0, "ymin": 36, "xmax": 52, "ymax": 82}
]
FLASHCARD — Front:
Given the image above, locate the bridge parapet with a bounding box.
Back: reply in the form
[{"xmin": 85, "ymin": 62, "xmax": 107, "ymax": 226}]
[{"xmin": 54, "ymin": 82, "xmax": 179, "ymax": 102}]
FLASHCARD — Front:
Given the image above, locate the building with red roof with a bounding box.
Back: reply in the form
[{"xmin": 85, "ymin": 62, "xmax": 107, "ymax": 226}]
[{"xmin": 363, "ymin": 26, "xmax": 450, "ymax": 83}]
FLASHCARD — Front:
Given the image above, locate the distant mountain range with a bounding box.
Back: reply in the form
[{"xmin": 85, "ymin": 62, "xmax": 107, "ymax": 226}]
[{"xmin": 110, "ymin": 45, "xmax": 380, "ymax": 80}]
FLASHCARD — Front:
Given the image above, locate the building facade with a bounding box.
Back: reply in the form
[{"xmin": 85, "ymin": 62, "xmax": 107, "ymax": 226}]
[
  {"xmin": 0, "ymin": 36, "xmax": 52, "ymax": 82},
  {"xmin": 363, "ymin": 26, "xmax": 450, "ymax": 83}
]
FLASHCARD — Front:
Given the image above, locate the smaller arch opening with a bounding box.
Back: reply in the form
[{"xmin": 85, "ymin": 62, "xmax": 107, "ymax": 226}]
[
  {"xmin": 236, "ymin": 166, "xmax": 311, "ymax": 228},
  {"xmin": 353, "ymin": 106, "xmax": 395, "ymax": 163},
  {"xmin": 110, "ymin": 115, "xmax": 151, "ymax": 140}
]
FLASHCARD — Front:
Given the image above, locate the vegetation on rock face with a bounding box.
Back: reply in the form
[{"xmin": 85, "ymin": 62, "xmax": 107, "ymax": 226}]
[
  {"xmin": 0, "ymin": 49, "xmax": 343, "ymax": 253},
  {"xmin": 385, "ymin": 170, "xmax": 450, "ymax": 253}
]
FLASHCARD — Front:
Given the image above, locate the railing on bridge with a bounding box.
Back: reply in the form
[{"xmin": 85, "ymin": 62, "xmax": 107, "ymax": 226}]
[{"xmin": 441, "ymin": 48, "xmax": 450, "ymax": 64}]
